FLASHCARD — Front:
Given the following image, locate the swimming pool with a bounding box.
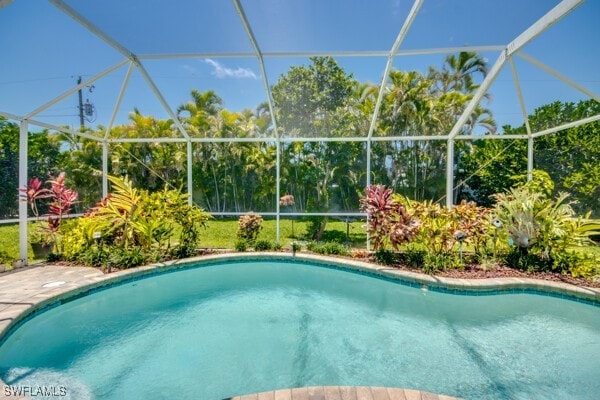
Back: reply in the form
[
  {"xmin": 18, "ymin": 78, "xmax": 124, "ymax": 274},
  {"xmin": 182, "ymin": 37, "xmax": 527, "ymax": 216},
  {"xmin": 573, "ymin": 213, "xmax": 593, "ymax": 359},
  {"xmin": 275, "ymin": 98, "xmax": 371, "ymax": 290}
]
[{"xmin": 0, "ymin": 258, "xmax": 598, "ymax": 400}]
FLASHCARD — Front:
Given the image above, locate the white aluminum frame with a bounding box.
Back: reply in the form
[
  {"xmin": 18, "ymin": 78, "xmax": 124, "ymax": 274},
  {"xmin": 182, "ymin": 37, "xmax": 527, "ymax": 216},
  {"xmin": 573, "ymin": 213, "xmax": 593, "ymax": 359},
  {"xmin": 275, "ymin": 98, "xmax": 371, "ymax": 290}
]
[{"xmin": 1, "ymin": 0, "xmax": 596, "ymax": 264}]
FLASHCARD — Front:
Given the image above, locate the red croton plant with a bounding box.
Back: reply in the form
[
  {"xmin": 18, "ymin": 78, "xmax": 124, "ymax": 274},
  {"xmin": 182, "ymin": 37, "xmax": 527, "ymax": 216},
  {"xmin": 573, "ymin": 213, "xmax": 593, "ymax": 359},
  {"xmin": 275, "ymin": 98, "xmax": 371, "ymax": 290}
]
[
  {"xmin": 360, "ymin": 184, "xmax": 420, "ymax": 250},
  {"xmin": 19, "ymin": 172, "xmax": 78, "ymax": 247}
]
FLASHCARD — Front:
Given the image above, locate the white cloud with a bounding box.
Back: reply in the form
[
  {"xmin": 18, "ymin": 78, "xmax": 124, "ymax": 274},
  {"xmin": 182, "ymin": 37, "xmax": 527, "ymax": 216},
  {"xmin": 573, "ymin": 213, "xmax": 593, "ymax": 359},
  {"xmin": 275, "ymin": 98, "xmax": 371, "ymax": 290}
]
[{"xmin": 204, "ymin": 58, "xmax": 258, "ymax": 80}]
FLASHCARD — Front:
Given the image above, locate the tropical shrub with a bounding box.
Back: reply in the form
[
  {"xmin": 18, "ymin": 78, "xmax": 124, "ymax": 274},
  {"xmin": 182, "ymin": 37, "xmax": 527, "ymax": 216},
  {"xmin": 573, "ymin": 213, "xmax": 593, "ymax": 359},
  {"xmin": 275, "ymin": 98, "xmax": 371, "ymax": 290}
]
[
  {"xmin": 408, "ymin": 199, "xmax": 455, "ymax": 254},
  {"xmin": 402, "ymin": 197, "xmax": 492, "ymax": 258},
  {"xmin": 373, "ymin": 249, "xmax": 397, "ymax": 265},
  {"xmin": 109, "ymin": 247, "xmax": 149, "ymax": 269},
  {"xmin": 510, "ymin": 169, "xmax": 555, "ymax": 199},
  {"xmin": 403, "ymin": 248, "xmax": 426, "ymax": 269},
  {"xmin": 254, "ymin": 239, "xmax": 273, "ymax": 251},
  {"xmin": 61, "ymin": 175, "xmax": 210, "ymax": 268},
  {"xmin": 451, "ymin": 200, "xmax": 493, "ymax": 257},
  {"xmin": 0, "ymin": 250, "xmax": 11, "ymax": 265},
  {"xmin": 237, "ymin": 212, "xmax": 263, "ymax": 245},
  {"xmin": 494, "ymin": 185, "xmax": 598, "ymax": 274},
  {"xmin": 19, "ymin": 172, "xmax": 78, "ymax": 251},
  {"xmin": 422, "ymin": 252, "xmax": 463, "ymax": 274},
  {"xmin": 234, "ymin": 239, "xmax": 248, "ymax": 252},
  {"xmin": 360, "ymin": 185, "xmax": 420, "ymax": 250},
  {"xmin": 306, "ymin": 241, "xmax": 349, "ymax": 256},
  {"xmin": 320, "ymin": 229, "xmax": 348, "ymax": 244}
]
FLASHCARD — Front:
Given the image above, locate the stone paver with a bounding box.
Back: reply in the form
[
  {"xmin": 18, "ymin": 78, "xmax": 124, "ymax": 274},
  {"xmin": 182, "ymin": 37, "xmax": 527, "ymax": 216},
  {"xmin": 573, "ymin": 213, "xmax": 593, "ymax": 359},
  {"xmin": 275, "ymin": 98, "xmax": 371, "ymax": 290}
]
[
  {"xmin": 371, "ymin": 386, "xmax": 391, "ymax": 400},
  {"xmin": 274, "ymin": 389, "xmax": 293, "ymax": 400},
  {"xmin": 356, "ymin": 386, "xmax": 374, "ymax": 400},
  {"xmin": 403, "ymin": 389, "xmax": 422, "ymax": 400},
  {"xmin": 386, "ymin": 388, "xmax": 408, "ymax": 400}
]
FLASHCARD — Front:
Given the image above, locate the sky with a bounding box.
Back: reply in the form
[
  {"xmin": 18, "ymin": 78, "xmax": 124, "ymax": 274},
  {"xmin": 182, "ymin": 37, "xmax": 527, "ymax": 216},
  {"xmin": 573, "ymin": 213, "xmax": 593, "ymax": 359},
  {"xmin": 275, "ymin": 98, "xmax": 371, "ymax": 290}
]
[{"xmin": 0, "ymin": 0, "xmax": 598, "ymax": 134}]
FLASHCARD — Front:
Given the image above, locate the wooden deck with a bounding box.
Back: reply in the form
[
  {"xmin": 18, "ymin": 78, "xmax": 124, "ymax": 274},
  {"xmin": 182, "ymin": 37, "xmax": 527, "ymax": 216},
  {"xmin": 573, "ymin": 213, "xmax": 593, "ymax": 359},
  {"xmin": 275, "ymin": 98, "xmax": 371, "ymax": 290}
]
[{"xmin": 227, "ymin": 386, "xmax": 461, "ymax": 400}]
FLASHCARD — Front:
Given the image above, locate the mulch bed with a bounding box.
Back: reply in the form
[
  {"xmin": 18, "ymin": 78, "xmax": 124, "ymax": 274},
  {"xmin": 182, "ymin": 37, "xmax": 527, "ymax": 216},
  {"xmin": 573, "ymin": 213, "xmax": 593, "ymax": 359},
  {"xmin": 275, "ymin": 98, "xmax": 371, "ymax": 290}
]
[{"xmin": 388, "ymin": 261, "xmax": 600, "ymax": 288}]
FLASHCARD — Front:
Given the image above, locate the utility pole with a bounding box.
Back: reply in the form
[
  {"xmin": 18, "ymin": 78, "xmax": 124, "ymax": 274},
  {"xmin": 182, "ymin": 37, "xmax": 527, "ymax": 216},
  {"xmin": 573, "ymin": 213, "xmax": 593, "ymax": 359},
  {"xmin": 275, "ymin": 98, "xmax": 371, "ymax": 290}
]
[{"xmin": 77, "ymin": 76, "xmax": 84, "ymax": 129}]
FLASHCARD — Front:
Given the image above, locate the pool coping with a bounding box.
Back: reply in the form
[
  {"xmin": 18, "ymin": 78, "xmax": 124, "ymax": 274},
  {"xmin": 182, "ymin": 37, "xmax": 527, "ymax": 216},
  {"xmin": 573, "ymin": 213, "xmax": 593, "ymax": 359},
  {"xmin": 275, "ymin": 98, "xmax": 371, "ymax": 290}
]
[{"xmin": 0, "ymin": 252, "xmax": 598, "ymax": 399}]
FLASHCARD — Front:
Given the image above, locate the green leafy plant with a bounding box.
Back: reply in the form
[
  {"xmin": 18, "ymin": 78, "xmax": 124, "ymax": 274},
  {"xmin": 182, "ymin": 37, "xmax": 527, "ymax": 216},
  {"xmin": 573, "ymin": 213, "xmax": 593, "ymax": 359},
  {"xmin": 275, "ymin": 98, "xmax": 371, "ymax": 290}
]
[
  {"xmin": 403, "ymin": 248, "xmax": 426, "ymax": 269},
  {"xmin": 452, "ymin": 200, "xmax": 492, "ymax": 256},
  {"xmin": 373, "ymin": 249, "xmax": 397, "ymax": 265},
  {"xmin": 60, "ymin": 175, "xmax": 210, "ymax": 268},
  {"xmin": 234, "ymin": 239, "xmax": 248, "ymax": 252},
  {"xmin": 422, "ymin": 252, "xmax": 462, "ymax": 274},
  {"xmin": 494, "ymin": 185, "xmax": 597, "ymax": 274},
  {"xmin": 109, "ymin": 247, "xmax": 148, "ymax": 269},
  {"xmin": 406, "ymin": 199, "xmax": 457, "ymax": 254},
  {"xmin": 306, "ymin": 241, "xmax": 349, "ymax": 256},
  {"xmin": 0, "ymin": 250, "xmax": 12, "ymax": 266},
  {"xmin": 254, "ymin": 239, "xmax": 273, "ymax": 251}
]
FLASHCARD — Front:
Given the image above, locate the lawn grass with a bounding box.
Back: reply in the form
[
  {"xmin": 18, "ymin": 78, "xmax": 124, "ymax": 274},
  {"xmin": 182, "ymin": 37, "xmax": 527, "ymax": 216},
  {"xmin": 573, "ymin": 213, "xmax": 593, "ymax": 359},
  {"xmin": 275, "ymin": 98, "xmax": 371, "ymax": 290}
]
[
  {"xmin": 199, "ymin": 217, "xmax": 367, "ymax": 249},
  {"xmin": 0, "ymin": 223, "xmax": 36, "ymax": 261},
  {"xmin": 0, "ymin": 217, "xmax": 367, "ymax": 261}
]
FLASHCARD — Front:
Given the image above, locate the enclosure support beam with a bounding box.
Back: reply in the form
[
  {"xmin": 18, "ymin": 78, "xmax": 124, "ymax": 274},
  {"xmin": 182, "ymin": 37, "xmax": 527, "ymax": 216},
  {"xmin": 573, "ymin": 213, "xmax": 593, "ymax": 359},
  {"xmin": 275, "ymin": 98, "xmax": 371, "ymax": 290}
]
[
  {"xmin": 366, "ymin": 139, "xmax": 372, "ymax": 250},
  {"xmin": 24, "ymin": 60, "xmax": 128, "ymax": 120},
  {"xmin": 134, "ymin": 62, "xmax": 191, "ymax": 140},
  {"xmin": 18, "ymin": 120, "xmax": 28, "ymax": 264},
  {"xmin": 1, "ymin": 112, "xmax": 102, "ymax": 141},
  {"xmin": 138, "ymin": 46, "xmax": 505, "ymax": 61},
  {"xmin": 447, "ymin": 0, "xmax": 583, "ymax": 141},
  {"xmin": 367, "ymin": 0, "xmax": 424, "ymax": 141},
  {"xmin": 527, "ymin": 137, "xmax": 534, "ymax": 181},
  {"xmin": 517, "ymin": 51, "xmax": 600, "ymax": 103},
  {"xmin": 531, "ymin": 113, "xmax": 600, "ymax": 138},
  {"xmin": 509, "ymin": 57, "xmax": 532, "ymax": 136},
  {"xmin": 187, "ymin": 141, "xmax": 193, "ymax": 206},
  {"xmin": 0, "ymin": 1, "xmax": 14, "ymax": 10},
  {"xmin": 50, "ymin": 0, "xmax": 190, "ymax": 141},
  {"xmin": 0, "ymin": 111, "xmax": 21, "ymax": 121},
  {"xmin": 49, "ymin": 0, "xmax": 136, "ymax": 60},
  {"xmin": 104, "ymin": 61, "xmax": 134, "ymax": 140},
  {"xmin": 232, "ymin": 0, "xmax": 282, "ymax": 242},
  {"xmin": 446, "ymin": 139, "xmax": 455, "ymax": 208},
  {"xmin": 509, "ymin": 57, "xmax": 534, "ymax": 181},
  {"xmin": 102, "ymin": 141, "xmax": 108, "ymax": 198}
]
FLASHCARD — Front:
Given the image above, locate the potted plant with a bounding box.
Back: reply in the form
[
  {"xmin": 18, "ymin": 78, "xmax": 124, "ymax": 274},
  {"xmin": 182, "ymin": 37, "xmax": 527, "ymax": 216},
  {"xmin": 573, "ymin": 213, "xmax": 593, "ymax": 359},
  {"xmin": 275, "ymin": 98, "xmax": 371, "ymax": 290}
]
[{"xmin": 30, "ymin": 226, "xmax": 53, "ymax": 259}]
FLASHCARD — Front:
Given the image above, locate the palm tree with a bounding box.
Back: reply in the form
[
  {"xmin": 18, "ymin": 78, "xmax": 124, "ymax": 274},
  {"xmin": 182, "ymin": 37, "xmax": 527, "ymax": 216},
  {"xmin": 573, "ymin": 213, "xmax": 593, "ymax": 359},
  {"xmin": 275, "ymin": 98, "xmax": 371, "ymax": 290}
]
[
  {"xmin": 177, "ymin": 89, "xmax": 223, "ymax": 137},
  {"xmin": 432, "ymin": 51, "xmax": 488, "ymax": 94}
]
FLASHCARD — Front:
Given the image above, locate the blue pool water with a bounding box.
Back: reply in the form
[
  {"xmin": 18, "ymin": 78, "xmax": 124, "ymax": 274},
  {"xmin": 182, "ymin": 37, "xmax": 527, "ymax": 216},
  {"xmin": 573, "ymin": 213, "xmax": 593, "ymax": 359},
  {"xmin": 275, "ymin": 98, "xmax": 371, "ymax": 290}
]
[{"xmin": 0, "ymin": 259, "xmax": 598, "ymax": 400}]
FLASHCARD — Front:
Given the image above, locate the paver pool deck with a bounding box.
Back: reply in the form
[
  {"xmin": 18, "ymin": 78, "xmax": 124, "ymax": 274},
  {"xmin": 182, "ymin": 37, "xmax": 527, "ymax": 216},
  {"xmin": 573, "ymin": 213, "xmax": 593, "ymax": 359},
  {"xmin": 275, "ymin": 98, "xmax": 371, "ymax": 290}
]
[{"xmin": 0, "ymin": 252, "xmax": 598, "ymax": 400}]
